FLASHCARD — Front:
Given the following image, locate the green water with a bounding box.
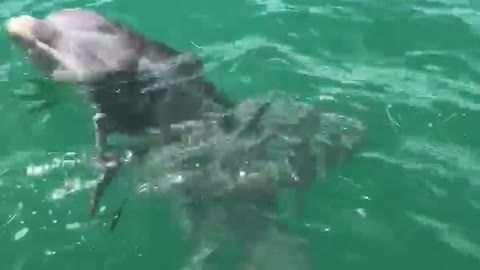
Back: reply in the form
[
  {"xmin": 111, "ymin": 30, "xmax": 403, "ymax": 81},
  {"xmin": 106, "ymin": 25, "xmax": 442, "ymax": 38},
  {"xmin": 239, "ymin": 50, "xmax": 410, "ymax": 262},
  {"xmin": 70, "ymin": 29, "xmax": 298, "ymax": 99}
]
[{"xmin": 1, "ymin": 0, "xmax": 480, "ymax": 269}]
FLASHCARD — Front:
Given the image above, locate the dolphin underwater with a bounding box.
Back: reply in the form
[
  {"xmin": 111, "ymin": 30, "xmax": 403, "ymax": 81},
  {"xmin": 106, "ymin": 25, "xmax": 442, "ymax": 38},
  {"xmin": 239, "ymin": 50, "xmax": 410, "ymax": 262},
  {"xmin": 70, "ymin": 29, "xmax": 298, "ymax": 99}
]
[
  {"xmin": 4, "ymin": 8, "xmax": 237, "ymax": 218},
  {"xmin": 139, "ymin": 97, "xmax": 365, "ymax": 269},
  {"xmin": 5, "ymin": 9, "xmax": 367, "ymax": 268}
]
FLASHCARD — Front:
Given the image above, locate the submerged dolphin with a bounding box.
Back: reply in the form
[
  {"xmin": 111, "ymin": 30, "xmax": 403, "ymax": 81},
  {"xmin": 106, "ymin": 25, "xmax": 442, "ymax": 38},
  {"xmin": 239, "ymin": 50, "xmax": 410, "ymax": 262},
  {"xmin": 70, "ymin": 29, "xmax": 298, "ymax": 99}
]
[
  {"xmin": 5, "ymin": 9, "xmax": 367, "ymax": 269},
  {"xmin": 5, "ymin": 8, "xmax": 236, "ymax": 217}
]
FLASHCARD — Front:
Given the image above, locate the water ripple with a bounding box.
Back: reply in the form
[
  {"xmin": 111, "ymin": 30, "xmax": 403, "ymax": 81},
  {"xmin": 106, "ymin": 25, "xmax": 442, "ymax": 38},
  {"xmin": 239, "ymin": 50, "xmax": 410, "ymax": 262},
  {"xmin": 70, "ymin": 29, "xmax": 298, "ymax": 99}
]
[{"xmin": 409, "ymin": 213, "xmax": 480, "ymax": 261}]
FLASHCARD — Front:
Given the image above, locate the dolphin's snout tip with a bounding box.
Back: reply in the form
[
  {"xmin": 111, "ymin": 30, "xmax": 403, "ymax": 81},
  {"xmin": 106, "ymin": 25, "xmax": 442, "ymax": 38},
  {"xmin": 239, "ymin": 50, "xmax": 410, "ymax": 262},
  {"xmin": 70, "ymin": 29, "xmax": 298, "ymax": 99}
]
[{"xmin": 4, "ymin": 15, "xmax": 35, "ymax": 39}]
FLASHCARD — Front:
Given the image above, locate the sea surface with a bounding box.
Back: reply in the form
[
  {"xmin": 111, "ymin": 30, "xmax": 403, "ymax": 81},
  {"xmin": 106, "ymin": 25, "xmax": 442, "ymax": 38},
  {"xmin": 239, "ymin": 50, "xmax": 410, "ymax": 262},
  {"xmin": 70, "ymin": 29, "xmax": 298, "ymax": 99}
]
[{"xmin": 1, "ymin": 0, "xmax": 480, "ymax": 269}]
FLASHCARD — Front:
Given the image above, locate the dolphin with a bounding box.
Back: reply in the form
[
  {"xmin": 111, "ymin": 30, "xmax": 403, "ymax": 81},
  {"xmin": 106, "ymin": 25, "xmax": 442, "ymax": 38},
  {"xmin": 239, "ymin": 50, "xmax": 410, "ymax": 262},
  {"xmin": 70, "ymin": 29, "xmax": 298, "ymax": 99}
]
[
  {"xmin": 5, "ymin": 10, "xmax": 367, "ymax": 269},
  {"xmin": 5, "ymin": 8, "xmax": 236, "ymax": 218}
]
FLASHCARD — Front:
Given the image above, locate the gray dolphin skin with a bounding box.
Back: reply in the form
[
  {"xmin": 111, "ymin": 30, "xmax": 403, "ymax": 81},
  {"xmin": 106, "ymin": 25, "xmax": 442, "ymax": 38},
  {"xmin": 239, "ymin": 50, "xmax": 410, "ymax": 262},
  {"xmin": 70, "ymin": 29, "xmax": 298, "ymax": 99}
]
[{"xmin": 5, "ymin": 8, "xmax": 237, "ymax": 219}]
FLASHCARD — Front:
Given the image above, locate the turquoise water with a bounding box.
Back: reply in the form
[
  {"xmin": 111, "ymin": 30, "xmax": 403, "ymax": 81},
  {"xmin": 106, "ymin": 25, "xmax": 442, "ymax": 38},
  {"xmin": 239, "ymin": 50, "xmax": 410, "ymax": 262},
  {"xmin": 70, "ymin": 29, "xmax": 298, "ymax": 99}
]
[{"xmin": 1, "ymin": 0, "xmax": 480, "ymax": 269}]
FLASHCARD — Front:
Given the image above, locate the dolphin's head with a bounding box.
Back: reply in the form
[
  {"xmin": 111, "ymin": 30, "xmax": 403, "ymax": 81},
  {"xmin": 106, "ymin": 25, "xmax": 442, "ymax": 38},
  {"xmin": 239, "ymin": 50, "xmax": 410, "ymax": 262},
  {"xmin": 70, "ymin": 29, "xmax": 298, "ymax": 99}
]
[
  {"xmin": 4, "ymin": 11, "xmax": 140, "ymax": 81},
  {"xmin": 6, "ymin": 15, "xmax": 58, "ymax": 49},
  {"xmin": 5, "ymin": 15, "xmax": 62, "ymax": 74},
  {"xmin": 5, "ymin": 15, "xmax": 37, "ymax": 46}
]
